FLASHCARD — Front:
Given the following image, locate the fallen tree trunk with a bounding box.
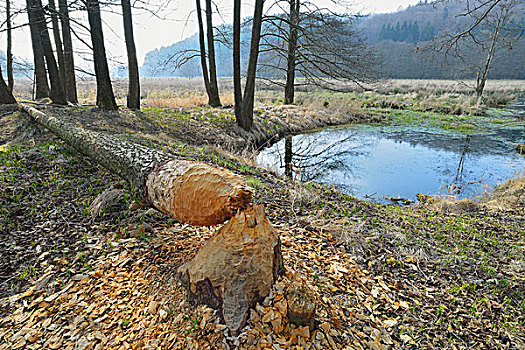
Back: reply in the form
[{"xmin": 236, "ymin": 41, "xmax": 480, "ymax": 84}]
[{"xmin": 19, "ymin": 104, "xmax": 252, "ymax": 226}]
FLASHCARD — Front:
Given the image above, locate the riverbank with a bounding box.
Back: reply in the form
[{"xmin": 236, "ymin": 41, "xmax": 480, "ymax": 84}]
[{"xmin": 0, "ymin": 100, "xmax": 524, "ymax": 349}]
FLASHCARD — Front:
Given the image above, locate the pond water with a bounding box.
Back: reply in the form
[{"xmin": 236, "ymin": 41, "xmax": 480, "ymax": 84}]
[{"xmin": 256, "ymin": 121, "xmax": 525, "ymax": 203}]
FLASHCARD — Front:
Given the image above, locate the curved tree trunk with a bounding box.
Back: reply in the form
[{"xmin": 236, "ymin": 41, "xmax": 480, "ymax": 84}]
[
  {"xmin": 87, "ymin": 0, "xmax": 117, "ymax": 110},
  {"xmin": 20, "ymin": 104, "xmax": 252, "ymax": 226},
  {"xmin": 58, "ymin": 0, "xmax": 78, "ymax": 103},
  {"xmin": 476, "ymin": 15, "xmax": 501, "ymax": 98},
  {"xmin": 122, "ymin": 0, "xmax": 140, "ymax": 110}
]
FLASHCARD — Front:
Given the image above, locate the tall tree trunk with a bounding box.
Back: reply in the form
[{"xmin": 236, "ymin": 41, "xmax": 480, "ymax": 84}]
[
  {"xmin": 48, "ymin": 0, "xmax": 66, "ymax": 89},
  {"xmin": 26, "ymin": 0, "xmax": 49, "ymax": 99},
  {"xmin": 0, "ymin": 66, "xmax": 17, "ymax": 104},
  {"xmin": 58, "ymin": 0, "xmax": 78, "ymax": 103},
  {"xmin": 29, "ymin": 0, "xmax": 66, "ymax": 105},
  {"xmin": 284, "ymin": 0, "xmax": 299, "ymax": 105},
  {"xmin": 86, "ymin": 0, "xmax": 117, "ymax": 110},
  {"xmin": 196, "ymin": 0, "xmax": 212, "ymax": 102},
  {"xmin": 205, "ymin": 0, "xmax": 221, "ymax": 107},
  {"xmin": 6, "ymin": 0, "xmax": 14, "ymax": 92},
  {"xmin": 233, "ymin": 0, "xmax": 243, "ymax": 126},
  {"xmin": 20, "ymin": 104, "xmax": 252, "ymax": 226},
  {"xmin": 239, "ymin": 0, "xmax": 265, "ymax": 131},
  {"xmin": 476, "ymin": 16, "xmax": 501, "ymax": 98},
  {"xmin": 121, "ymin": 0, "xmax": 140, "ymax": 109}
]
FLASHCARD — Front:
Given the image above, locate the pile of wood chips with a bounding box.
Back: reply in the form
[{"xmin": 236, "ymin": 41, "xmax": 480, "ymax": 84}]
[{"xmin": 0, "ymin": 220, "xmax": 404, "ymax": 350}]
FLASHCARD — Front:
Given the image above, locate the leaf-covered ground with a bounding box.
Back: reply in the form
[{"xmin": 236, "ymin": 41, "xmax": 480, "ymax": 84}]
[{"xmin": 0, "ymin": 103, "xmax": 523, "ymax": 349}]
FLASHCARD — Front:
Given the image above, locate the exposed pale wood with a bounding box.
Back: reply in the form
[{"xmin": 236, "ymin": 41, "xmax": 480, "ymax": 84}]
[
  {"xmin": 20, "ymin": 104, "xmax": 252, "ymax": 226},
  {"xmin": 178, "ymin": 204, "xmax": 284, "ymax": 333}
]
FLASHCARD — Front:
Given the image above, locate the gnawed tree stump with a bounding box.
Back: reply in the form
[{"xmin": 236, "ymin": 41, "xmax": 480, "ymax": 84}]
[
  {"xmin": 178, "ymin": 204, "xmax": 284, "ymax": 333},
  {"xmin": 20, "ymin": 104, "xmax": 252, "ymax": 226}
]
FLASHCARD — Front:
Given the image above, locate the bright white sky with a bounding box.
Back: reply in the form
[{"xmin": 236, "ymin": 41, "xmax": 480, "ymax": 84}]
[{"xmin": 1, "ymin": 0, "xmax": 421, "ymax": 67}]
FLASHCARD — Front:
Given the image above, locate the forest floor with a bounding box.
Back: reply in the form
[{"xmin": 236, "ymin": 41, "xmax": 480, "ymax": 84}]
[{"xmin": 0, "ymin": 95, "xmax": 524, "ymax": 350}]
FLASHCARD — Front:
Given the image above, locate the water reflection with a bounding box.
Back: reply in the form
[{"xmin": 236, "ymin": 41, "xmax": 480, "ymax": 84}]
[{"xmin": 257, "ymin": 126, "xmax": 525, "ymax": 203}]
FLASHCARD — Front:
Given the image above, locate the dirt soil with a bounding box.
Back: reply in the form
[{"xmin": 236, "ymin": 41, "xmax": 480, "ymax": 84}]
[{"xmin": 0, "ymin": 104, "xmax": 524, "ymax": 349}]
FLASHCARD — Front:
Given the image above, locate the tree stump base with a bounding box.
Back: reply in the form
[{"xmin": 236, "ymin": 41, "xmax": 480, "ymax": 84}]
[{"xmin": 178, "ymin": 204, "xmax": 284, "ymax": 333}]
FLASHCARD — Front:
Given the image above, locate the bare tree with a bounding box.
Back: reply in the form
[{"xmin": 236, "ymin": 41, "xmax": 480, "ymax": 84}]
[
  {"xmin": 260, "ymin": 0, "xmax": 378, "ymax": 104},
  {"xmin": 26, "ymin": 0, "xmax": 50, "ymax": 99},
  {"xmin": 196, "ymin": 0, "xmax": 212, "ymax": 103},
  {"xmin": 432, "ymin": 0, "xmax": 524, "ymax": 97},
  {"xmin": 48, "ymin": 0, "xmax": 66, "ymax": 89},
  {"xmin": 6, "ymin": 0, "xmax": 14, "ymax": 91},
  {"xmin": 234, "ymin": 0, "xmax": 265, "ymax": 131},
  {"xmin": 28, "ymin": 0, "xmax": 67, "ymax": 104},
  {"xmin": 195, "ymin": 0, "xmax": 221, "ymax": 106},
  {"xmin": 58, "ymin": 0, "xmax": 78, "ymax": 103},
  {"xmin": 284, "ymin": 0, "xmax": 299, "ymax": 104},
  {"xmin": 122, "ymin": 0, "xmax": 140, "ymax": 109},
  {"xmin": 205, "ymin": 0, "xmax": 221, "ymax": 106},
  {"xmin": 86, "ymin": 0, "xmax": 117, "ymax": 110}
]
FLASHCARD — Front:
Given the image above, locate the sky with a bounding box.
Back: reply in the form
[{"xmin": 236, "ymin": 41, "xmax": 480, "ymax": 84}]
[{"xmin": 1, "ymin": 0, "xmax": 422, "ymax": 67}]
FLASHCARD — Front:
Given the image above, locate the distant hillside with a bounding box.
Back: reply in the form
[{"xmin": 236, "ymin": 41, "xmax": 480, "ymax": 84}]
[
  {"xmin": 140, "ymin": 1, "xmax": 525, "ymax": 80},
  {"xmin": 139, "ymin": 26, "xmax": 250, "ymax": 78},
  {"xmin": 358, "ymin": 0, "xmax": 525, "ymax": 79}
]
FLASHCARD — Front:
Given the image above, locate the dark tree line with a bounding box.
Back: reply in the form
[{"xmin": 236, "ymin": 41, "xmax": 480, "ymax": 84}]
[{"xmin": 378, "ymin": 20, "xmax": 435, "ymax": 43}]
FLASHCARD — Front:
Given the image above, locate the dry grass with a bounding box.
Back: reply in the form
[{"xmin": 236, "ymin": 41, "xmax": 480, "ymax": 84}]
[
  {"xmin": 10, "ymin": 77, "xmax": 525, "ymax": 110},
  {"xmin": 482, "ymin": 171, "xmax": 525, "ymax": 211},
  {"xmin": 367, "ymin": 79, "xmax": 525, "ymax": 95},
  {"xmin": 421, "ymin": 171, "xmax": 525, "ymax": 213}
]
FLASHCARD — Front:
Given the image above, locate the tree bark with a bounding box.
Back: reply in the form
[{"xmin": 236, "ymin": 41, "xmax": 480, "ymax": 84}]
[
  {"xmin": 234, "ymin": 0, "xmax": 265, "ymax": 131},
  {"xmin": 178, "ymin": 204, "xmax": 284, "ymax": 333},
  {"xmin": 86, "ymin": 0, "xmax": 118, "ymax": 110},
  {"xmin": 239, "ymin": 0, "xmax": 265, "ymax": 131},
  {"xmin": 6, "ymin": 0, "xmax": 14, "ymax": 92},
  {"xmin": 196, "ymin": 0, "xmax": 212, "ymax": 103},
  {"xmin": 26, "ymin": 0, "xmax": 49, "ymax": 99},
  {"xmin": 284, "ymin": 0, "xmax": 299, "ymax": 105},
  {"xmin": 48, "ymin": 0, "xmax": 66, "ymax": 90},
  {"xmin": 233, "ymin": 0, "xmax": 243, "ymax": 124},
  {"xmin": 121, "ymin": 0, "xmax": 140, "ymax": 110},
  {"xmin": 28, "ymin": 0, "xmax": 67, "ymax": 105},
  {"xmin": 205, "ymin": 0, "xmax": 221, "ymax": 107},
  {"xmin": 20, "ymin": 104, "xmax": 252, "ymax": 226},
  {"xmin": 0, "ymin": 66, "xmax": 16, "ymax": 104},
  {"xmin": 476, "ymin": 15, "xmax": 501, "ymax": 98},
  {"xmin": 58, "ymin": 0, "xmax": 78, "ymax": 103}
]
